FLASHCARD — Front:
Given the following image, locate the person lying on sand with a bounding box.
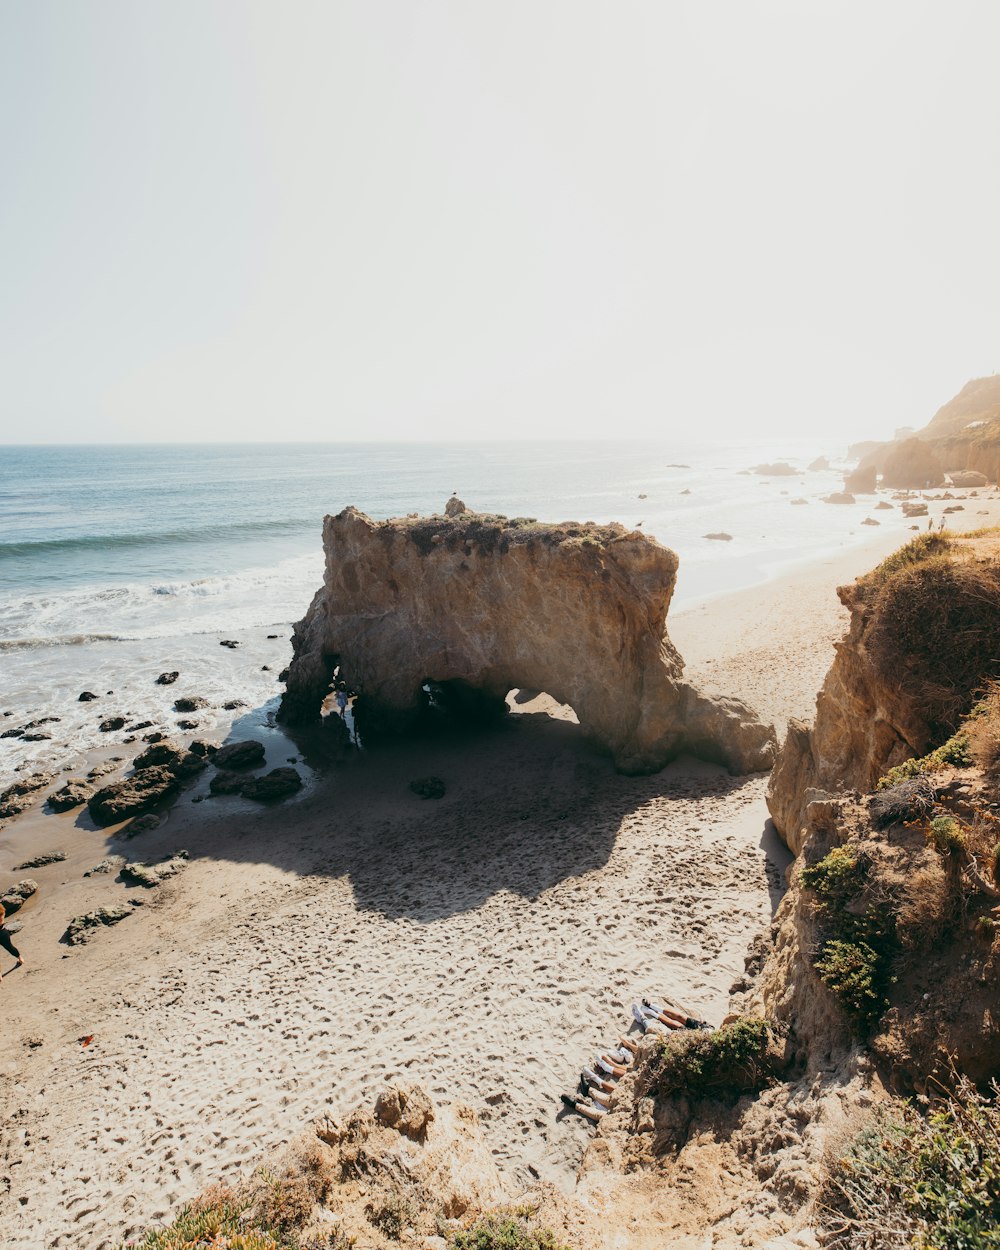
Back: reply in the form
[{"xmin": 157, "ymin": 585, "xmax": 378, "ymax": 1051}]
[
  {"xmin": 594, "ymin": 1036, "xmax": 639, "ymax": 1077},
  {"xmin": 579, "ymin": 1076, "xmax": 613, "ymax": 1107},
  {"xmin": 560, "ymin": 1093, "xmax": 606, "ymax": 1122},
  {"xmin": 633, "ymin": 999, "xmax": 713, "ymax": 1032},
  {"xmin": 581, "ymin": 1066, "xmax": 616, "ymax": 1096},
  {"xmin": 0, "ymin": 903, "xmax": 25, "ymax": 982}
]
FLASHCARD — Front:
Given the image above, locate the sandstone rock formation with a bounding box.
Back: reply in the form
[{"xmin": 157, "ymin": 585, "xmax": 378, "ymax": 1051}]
[
  {"xmin": 281, "ymin": 507, "xmax": 777, "ymax": 775},
  {"xmin": 878, "ymin": 436, "xmax": 944, "ymax": 488},
  {"xmin": 843, "ymin": 464, "xmax": 876, "ymax": 493},
  {"xmin": 767, "ymin": 533, "xmax": 1000, "ymax": 852}
]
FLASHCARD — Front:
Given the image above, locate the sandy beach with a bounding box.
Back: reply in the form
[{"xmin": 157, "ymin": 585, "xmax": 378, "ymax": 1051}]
[{"xmin": 0, "ymin": 520, "xmax": 993, "ymax": 1250}]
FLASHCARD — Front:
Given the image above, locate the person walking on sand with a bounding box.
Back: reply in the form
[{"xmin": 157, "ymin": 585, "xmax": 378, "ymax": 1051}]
[
  {"xmin": 0, "ymin": 903, "xmax": 25, "ymax": 982},
  {"xmin": 335, "ymin": 683, "xmax": 349, "ymax": 717}
]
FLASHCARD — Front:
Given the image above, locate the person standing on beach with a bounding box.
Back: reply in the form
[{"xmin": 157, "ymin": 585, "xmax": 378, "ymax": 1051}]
[{"xmin": 0, "ymin": 903, "xmax": 25, "ymax": 982}]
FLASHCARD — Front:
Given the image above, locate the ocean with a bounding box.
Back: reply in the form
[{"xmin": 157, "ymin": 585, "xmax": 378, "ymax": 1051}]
[{"xmin": 0, "ymin": 439, "xmax": 905, "ymax": 776}]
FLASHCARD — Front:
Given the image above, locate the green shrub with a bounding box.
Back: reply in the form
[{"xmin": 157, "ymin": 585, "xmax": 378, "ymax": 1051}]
[
  {"xmin": 813, "ymin": 939, "xmax": 887, "ymax": 1025},
  {"xmin": 927, "ymin": 814, "xmax": 966, "ymax": 854},
  {"xmin": 366, "ymin": 1193, "xmax": 415, "ymax": 1241},
  {"xmin": 655, "ymin": 1016, "xmax": 771, "ymax": 1100},
  {"xmin": 976, "ymin": 914, "xmax": 997, "ymax": 941},
  {"xmin": 119, "ymin": 1189, "xmax": 285, "ymax": 1249},
  {"xmin": 449, "ymin": 1215, "xmax": 569, "ymax": 1250},
  {"xmin": 877, "ymin": 731, "xmax": 973, "ymax": 789},
  {"xmin": 801, "ymin": 847, "xmax": 867, "ymax": 907},
  {"xmin": 825, "ymin": 1077, "xmax": 1000, "ymax": 1249}
]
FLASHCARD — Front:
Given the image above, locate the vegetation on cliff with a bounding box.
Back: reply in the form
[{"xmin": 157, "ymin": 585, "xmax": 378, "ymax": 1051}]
[{"xmin": 824, "ymin": 1076, "xmax": 1000, "ymax": 1249}]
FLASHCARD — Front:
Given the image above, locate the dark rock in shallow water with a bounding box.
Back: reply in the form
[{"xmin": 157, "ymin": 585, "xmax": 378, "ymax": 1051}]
[
  {"xmin": 861, "ymin": 517, "xmax": 881, "ymax": 526},
  {"xmin": 1, "ymin": 727, "xmax": 25, "ymax": 739},
  {"xmin": 188, "ymin": 739, "xmax": 215, "ymax": 757},
  {"xmin": 0, "ymin": 773, "xmax": 55, "ymax": 819},
  {"xmin": 219, "ymin": 639, "xmax": 240, "ymax": 649},
  {"xmin": 78, "ymin": 691, "xmax": 98, "ymax": 702},
  {"xmin": 25, "ymin": 717, "xmax": 59, "ymax": 728},
  {"xmin": 16, "ymin": 851, "xmax": 66, "ymax": 869},
  {"xmin": 267, "ymin": 634, "xmax": 279, "ymax": 639},
  {"xmin": 223, "ymin": 699, "xmax": 248, "ymax": 711},
  {"xmin": 63, "ymin": 903, "xmax": 138, "ymax": 945},
  {"xmin": 87, "ymin": 759, "xmax": 121, "ymax": 781},
  {"xmin": 822, "ymin": 491, "xmax": 855, "ymax": 505},
  {"xmin": 128, "ymin": 720, "xmax": 155, "ymax": 732},
  {"xmin": 134, "ymin": 741, "xmax": 207, "ymax": 778},
  {"xmin": 142, "ymin": 730, "xmax": 166, "ymax": 743},
  {"xmin": 241, "ymin": 767, "xmax": 302, "ymax": 801},
  {"xmin": 48, "ymin": 779, "xmax": 94, "ymax": 811},
  {"xmin": 156, "ymin": 671, "xmax": 179, "ymax": 685},
  {"xmin": 173, "ymin": 696, "xmax": 208, "ymax": 713},
  {"xmin": 98, "ymin": 716, "xmax": 127, "ymax": 733},
  {"xmin": 87, "ymin": 766, "xmax": 180, "ymax": 826},
  {"xmin": 176, "ymin": 719, "xmax": 199, "ymax": 730},
  {"xmin": 209, "ymin": 770, "xmax": 248, "ymax": 795},
  {"xmin": 22, "ymin": 731, "xmax": 52, "ymax": 742},
  {"xmin": 409, "ymin": 776, "xmax": 446, "ymax": 800},
  {"xmin": 213, "ymin": 739, "xmax": 266, "ymax": 770},
  {"xmin": 703, "ymin": 532, "xmax": 733, "ymax": 542}
]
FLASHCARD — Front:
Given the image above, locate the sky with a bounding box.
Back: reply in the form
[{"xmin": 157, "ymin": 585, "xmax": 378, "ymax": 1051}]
[{"xmin": 1, "ymin": 1, "xmax": 999, "ymax": 445}]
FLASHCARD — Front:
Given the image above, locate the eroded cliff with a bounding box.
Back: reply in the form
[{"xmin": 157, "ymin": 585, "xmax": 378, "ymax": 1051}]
[
  {"xmin": 281, "ymin": 506, "xmax": 777, "ymax": 775},
  {"xmin": 767, "ymin": 531, "xmax": 1000, "ymax": 853}
]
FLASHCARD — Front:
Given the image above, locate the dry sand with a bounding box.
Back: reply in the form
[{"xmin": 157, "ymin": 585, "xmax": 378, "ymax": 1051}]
[{"xmin": 0, "ymin": 522, "xmax": 987, "ymax": 1250}]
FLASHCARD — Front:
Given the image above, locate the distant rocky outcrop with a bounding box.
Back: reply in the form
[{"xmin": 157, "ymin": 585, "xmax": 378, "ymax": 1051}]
[
  {"xmin": 281, "ymin": 506, "xmax": 777, "ymax": 775},
  {"xmin": 878, "ymin": 437, "xmax": 945, "ymax": 489},
  {"xmin": 843, "ymin": 464, "xmax": 876, "ymax": 493}
]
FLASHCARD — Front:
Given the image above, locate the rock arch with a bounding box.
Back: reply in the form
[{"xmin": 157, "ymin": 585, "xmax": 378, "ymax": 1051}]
[{"xmin": 280, "ymin": 507, "xmax": 776, "ymax": 775}]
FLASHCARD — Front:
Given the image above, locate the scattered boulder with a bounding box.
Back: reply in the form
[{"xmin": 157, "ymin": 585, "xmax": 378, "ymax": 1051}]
[
  {"xmin": 267, "ymin": 634, "xmax": 279, "ymax": 639},
  {"xmin": 142, "ymin": 730, "xmax": 166, "ymax": 743},
  {"xmin": 703, "ymin": 532, "xmax": 733, "ymax": 542},
  {"xmin": 212, "ymin": 739, "xmax": 266, "ymax": 770},
  {"xmin": 128, "ymin": 720, "xmax": 155, "ymax": 732},
  {"xmin": 752, "ymin": 463, "xmax": 799, "ymax": 475},
  {"xmin": 0, "ymin": 727, "xmax": 24, "ymax": 739},
  {"xmin": 134, "ymin": 741, "xmax": 207, "ymax": 779},
  {"xmin": 844, "ymin": 464, "xmax": 877, "ymax": 493},
  {"xmin": 209, "ymin": 770, "xmax": 247, "ymax": 795},
  {"xmin": 120, "ymin": 852, "xmax": 188, "ymax": 888},
  {"xmin": 901, "ymin": 502, "xmax": 929, "ymax": 518},
  {"xmin": 223, "ymin": 699, "xmax": 248, "ymax": 710},
  {"xmin": 241, "ymin": 767, "xmax": 302, "ymax": 801},
  {"xmin": 444, "ymin": 495, "xmax": 468, "ymax": 517},
  {"xmin": 15, "ymin": 852, "xmax": 66, "ymax": 869},
  {"xmin": 219, "ymin": 639, "xmax": 240, "ymax": 649},
  {"xmin": 156, "ymin": 671, "xmax": 179, "ymax": 685},
  {"xmin": 87, "ymin": 766, "xmax": 180, "ymax": 826},
  {"xmin": 87, "ymin": 856, "xmax": 126, "ymax": 875},
  {"xmin": 87, "ymin": 759, "xmax": 121, "ymax": 780},
  {"xmin": 22, "ymin": 731, "xmax": 52, "ymax": 742},
  {"xmin": 944, "ymin": 505, "xmax": 965, "ymax": 514},
  {"xmin": 173, "ymin": 696, "xmax": 208, "ymax": 713},
  {"xmin": 822, "ymin": 491, "xmax": 855, "ymax": 505},
  {"xmin": 120, "ymin": 812, "xmax": 162, "ymax": 838},
  {"xmin": 63, "ymin": 903, "xmax": 138, "ymax": 945},
  {"xmin": 948, "ymin": 470, "xmax": 989, "ymax": 488},
  {"xmin": 807, "ymin": 456, "xmax": 830, "ymax": 471},
  {"xmin": 188, "ymin": 740, "xmax": 215, "ymax": 757},
  {"xmin": 410, "ymin": 776, "xmax": 446, "ymax": 800},
  {"xmin": 0, "ymin": 772, "xmax": 55, "ymax": 820},
  {"xmin": 374, "ymin": 1085, "xmax": 435, "ymax": 1142},
  {"xmin": 874, "ymin": 501, "xmax": 894, "ymax": 510},
  {"xmin": 0, "ymin": 880, "xmax": 38, "ymax": 913},
  {"xmin": 861, "ymin": 517, "xmax": 880, "ymax": 526},
  {"xmin": 790, "ymin": 498, "xmax": 809, "ymax": 505},
  {"xmin": 98, "ymin": 716, "xmax": 126, "ymax": 733},
  {"xmin": 880, "ymin": 437, "xmax": 945, "ymax": 489},
  {"xmin": 47, "ymin": 779, "xmax": 94, "ymax": 812},
  {"xmin": 176, "ymin": 719, "xmax": 199, "ymax": 731},
  {"xmin": 78, "ymin": 691, "xmax": 98, "ymax": 702}
]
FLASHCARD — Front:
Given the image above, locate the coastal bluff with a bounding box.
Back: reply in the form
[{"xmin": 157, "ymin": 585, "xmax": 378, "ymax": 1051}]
[{"xmin": 280, "ymin": 505, "xmax": 777, "ymax": 774}]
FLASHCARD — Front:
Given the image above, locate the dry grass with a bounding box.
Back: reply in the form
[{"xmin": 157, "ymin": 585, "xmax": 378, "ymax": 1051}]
[
  {"xmin": 865, "ymin": 557, "xmax": 1000, "ymax": 736},
  {"xmin": 968, "ymin": 680, "xmax": 1000, "ymax": 786}
]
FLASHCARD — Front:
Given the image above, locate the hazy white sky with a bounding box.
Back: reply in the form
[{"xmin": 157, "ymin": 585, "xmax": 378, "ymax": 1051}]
[{"xmin": 1, "ymin": 1, "xmax": 999, "ymax": 444}]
